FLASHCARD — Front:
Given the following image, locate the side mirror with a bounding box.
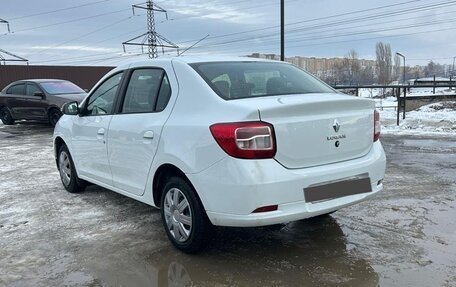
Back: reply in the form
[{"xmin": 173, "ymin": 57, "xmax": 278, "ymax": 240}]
[
  {"xmin": 84, "ymin": 88, "xmax": 89, "ymax": 93},
  {"xmin": 33, "ymin": 91, "xmax": 45, "ymax": 99},
  {"xmin": 62, "ymin": 101, "xmax": 79, "ymax": 115}
]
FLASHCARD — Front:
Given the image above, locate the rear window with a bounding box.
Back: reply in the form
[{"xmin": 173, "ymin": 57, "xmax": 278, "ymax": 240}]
[
  {"xmin": 40, "ymin": 81, "xmax": 85, "ymax": 95},
  {"xmin": 190, "ymin": 61, "xmax": 335, "ymax": 100}
]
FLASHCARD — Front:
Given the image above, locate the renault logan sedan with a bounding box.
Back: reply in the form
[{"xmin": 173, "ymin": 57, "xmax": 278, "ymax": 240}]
[
  {"xmin": 0, "ymin": 79, "xmax": 86, "ymax": 127},
  {"xmin": 53, "ymin": 57, "xmax": 386, "ymax": 253}
]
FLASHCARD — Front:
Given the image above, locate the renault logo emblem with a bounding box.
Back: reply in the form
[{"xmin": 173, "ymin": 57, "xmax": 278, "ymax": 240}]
[{"xmin": 333, "ymin": 119, "xmax": 340, "ymax": 133}]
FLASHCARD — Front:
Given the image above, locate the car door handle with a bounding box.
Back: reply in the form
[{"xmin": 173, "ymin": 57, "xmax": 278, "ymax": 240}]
[
  {"xmin": 143, "ymin": 131, "xmax": 154, "ymax": 139},
  {"xmin": 97, "ymin": 128, "xmax": 105, "ymax": 136}
]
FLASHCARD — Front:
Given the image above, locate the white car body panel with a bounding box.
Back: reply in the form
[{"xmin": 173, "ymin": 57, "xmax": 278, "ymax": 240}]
[
  {"xmin": 71, "ymin": 115, "xmax": 113, "ymax": 185},
  {"xmin": 189, "ymin": 141, "xmax": 385, "ymax": 226},
  {"xmin": 107, "ymin": 61, "xmax": 178, "ymax": 196},
  {"xmin": 53, "ymin": 56, "xmax": 386, "ymax": 228}
]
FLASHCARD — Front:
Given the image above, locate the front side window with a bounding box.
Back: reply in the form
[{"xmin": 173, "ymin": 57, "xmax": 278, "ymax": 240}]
[
  {"xmin": 85, "ymin": 72, "xmax": 123, "ymax": 116},
  {"xmin": 191, "ymin": 61, "xmax": 335, "ymax": 100},
  {"xmin": 122, "ymin": 69, "xmax": 164, "ymax": 114},
  {"xmin": 26, "ymin": 84, "xmax": 42, "ymax": 96},
  {"xmin": 7, "ymin": 84, "xmax": 26, "ymax": 95}
]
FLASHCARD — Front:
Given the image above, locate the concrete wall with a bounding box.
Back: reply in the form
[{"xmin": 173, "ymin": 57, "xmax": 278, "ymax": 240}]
[{"xmin": 0, "ymin": 65, "xmax": 114, "ymax": 91}]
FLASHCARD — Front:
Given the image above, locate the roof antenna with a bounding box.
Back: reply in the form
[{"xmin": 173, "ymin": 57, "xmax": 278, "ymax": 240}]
[{"xmin": 178, "ymin": 34, "xmax": 209, "ymax": 57}]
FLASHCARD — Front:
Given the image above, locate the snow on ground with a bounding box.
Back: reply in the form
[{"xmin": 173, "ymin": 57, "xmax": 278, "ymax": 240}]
[{"xmin": 376, "ymin": 99, "xmax": 456, "ymax": 136}]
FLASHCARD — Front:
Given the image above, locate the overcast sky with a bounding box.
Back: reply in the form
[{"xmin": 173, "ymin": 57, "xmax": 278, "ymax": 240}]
[{"xmin": 1, "ymin": 0, "xmax": 455, "ymax": 66}]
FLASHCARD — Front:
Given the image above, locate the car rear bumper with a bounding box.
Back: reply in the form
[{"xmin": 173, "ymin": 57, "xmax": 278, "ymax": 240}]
[{"xmin": 187, "ymin": 141, "xmax": 386, "ymax": 227}]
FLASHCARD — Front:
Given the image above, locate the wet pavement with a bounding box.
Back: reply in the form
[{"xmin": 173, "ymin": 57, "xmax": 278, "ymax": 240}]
[{"xmin": 0, "ymin": 122, "xmax": 455, "ymax": 287}]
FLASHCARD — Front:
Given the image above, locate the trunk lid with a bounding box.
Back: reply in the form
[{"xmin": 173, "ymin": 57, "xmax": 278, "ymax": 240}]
[{"xmin": 231, "ymin": 93, "xmax": 375, "ymax": 169}]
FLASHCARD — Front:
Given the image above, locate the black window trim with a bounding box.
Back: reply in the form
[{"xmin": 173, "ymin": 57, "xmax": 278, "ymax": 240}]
[
  {"xmin": 114, "ymin": 67, "xmax": 171, "ymax": 115},
  {"xmin": 80, "ymin": 71, "xmax": 126, "ymax": 117}
]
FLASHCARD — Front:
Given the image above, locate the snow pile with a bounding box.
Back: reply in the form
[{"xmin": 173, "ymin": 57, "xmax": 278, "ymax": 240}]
[{"xmin": 378, "ymin": 100, "xmax": 456, "ymax": 136}]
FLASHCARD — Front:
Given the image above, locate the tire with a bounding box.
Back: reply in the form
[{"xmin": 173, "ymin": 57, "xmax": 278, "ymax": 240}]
[
  {"xmin": 58, "ymin": 144, "xmax": 86, "ymax": 193},
  {"xmin": 160, "ymin": 177, "xmax": 212, "ymax": 253},
  {"xmin": 49, "ymin": 108, "xmax": 63, "ymax": 127},
  {"xmin": 0, "ymin": 107, "xmax": 15, "ymax": 125}
]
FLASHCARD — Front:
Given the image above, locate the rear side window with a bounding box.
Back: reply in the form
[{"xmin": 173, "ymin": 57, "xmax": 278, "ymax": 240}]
[
  {"xmin": 155, "ymin": 75, "xmax": 171, "ymax": 112},
  {"xmin": 191, "ymin": 61, "xmax": 335, "ymax": 100},
  {"xmin": 7, "ymin": 84, "xmax": 26, "ymax": 95},
  {"xmin": 121, "ymin": 69, "xmax": 171, "ymax": 114}
]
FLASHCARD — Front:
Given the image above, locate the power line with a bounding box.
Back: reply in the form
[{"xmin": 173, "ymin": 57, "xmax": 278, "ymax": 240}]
[
  {"xmin": 175, "ymin": 0, "xmax": 424, "ymax": 45},
  {"xmin": 160, "ymin": 0, "xmax": 298, "ymax": 23},
  {"xmin": 7, "ymin": 0, "xmax": 113, "ymax": 21},
  {"xmin": 25, "ymin": 15, "xmax": 138, "ymax": 60},
  {"xmin": 187, "ymin": 0, "xmax": 456, "ymax": 50},
  {"xmin": 11, "ymin": 8, "xmax": 131, "ymax": 33}
]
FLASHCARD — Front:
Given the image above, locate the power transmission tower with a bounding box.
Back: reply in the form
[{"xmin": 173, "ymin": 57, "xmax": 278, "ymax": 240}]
[
  {"xmin": 0, "ymin": 18, "xmax": 10, "ymax": 33},
  {"xmin": 122, "ymin": 0, "xmax": 178, "ymax": 58},
  {"xmin": 0, "ymin": 19, "xmax": 28, "ymax": 65}
]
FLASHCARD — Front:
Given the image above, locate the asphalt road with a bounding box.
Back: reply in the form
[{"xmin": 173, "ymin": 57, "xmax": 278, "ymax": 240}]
[{"xmin": 0, "ymin": 122, "xmax": 455, "ymax": 287}]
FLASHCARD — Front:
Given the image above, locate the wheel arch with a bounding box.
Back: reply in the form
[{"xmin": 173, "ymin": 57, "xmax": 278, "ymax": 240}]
[
  {"xmin": 54, "ymin": 136, "xmax": 66, "ymax": 169},
  {"xmin": 152, "ymin": 163, "xmax": 204, "ymax": 209},
  {"xmin": 47, "ymin": 105, "xmax": 62, "ymax": 116}
]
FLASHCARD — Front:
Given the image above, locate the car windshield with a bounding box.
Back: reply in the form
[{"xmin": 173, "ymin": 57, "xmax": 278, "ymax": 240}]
[
  {"xmin": 40, "ymin": 81, "xmax": 85, "ymax": 95},
  {"xmin": 190, "ymin": 61, "xmax": 335, "ymax": 100}
]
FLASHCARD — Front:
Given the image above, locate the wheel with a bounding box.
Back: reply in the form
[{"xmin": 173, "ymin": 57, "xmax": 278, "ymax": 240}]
[
  {"xmin": 49, "ymin": 108, "xmax": 63, "ymax": 127},
  {"xmin": 0, "ymin": 107, "xmax": 15, "ymax": 125},
  {"xmin": 58, "ymin": 144, "xmax": 86, "ymax": 193},
  {"xmin": 160, "ymin": 177, "xmax": 212, "ymax": 253}
]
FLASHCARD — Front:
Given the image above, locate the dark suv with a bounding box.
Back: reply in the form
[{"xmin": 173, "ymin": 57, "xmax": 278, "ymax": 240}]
[{"xmin": 0, "ymin": 79, "xmax": 87, "ymax": 127}]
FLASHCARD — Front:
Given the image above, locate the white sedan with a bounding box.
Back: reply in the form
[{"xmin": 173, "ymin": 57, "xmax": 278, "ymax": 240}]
[{"xmin": 53, "ymin": 56, "xmax": 386, "ymax": 253}]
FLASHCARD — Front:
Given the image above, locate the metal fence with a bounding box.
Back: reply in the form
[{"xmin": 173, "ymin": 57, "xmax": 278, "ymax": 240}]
[{"xmin": 333, "ymin": 83, "xmax": 456, "ymax": 125}]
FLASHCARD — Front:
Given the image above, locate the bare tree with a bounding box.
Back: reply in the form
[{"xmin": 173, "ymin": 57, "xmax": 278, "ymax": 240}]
[
  {"xmin": 345, "ymin": 49, "xmax": 361, "ymax": 84},
  {"xmin": 376, "ymin": 42, "xmax": 392, "ymax": 85}
]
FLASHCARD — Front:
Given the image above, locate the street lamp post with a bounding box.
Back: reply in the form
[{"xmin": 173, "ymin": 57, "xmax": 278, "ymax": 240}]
[
  {"xmin": 452, "ymin": 56, "xmax": 455, "ymax": 77},
  {"xmin": 396, "ymin": 52, "xmax": 406, "ymax": 121},
  {"xmin": 396, "ymin": 52, "xmax": 406, "ymax": 84}
]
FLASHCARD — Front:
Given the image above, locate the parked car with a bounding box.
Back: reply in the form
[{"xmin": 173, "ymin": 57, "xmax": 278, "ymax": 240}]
[
  {"xmin": 53, "ymin": 57, "xmax": 386, "ymax": 253},
  {"xmin": 0, "ymin": 79, "xmax": 87, "ymax": 127}
]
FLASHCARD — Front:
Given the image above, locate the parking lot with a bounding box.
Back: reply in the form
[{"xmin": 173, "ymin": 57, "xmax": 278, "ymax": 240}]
[{"xmin": 0, "ymin": 122, "xmax": 455, "ymax": 287}]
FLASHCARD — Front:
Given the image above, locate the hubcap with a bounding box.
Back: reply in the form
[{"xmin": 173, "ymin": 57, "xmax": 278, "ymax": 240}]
[
  {"xmin": 163, "ymin": 188, "xmax": 192, "ymax": 242},
  {"xmin": 59, "ymin": 151, "xmax": 71, "ymax": 186}
]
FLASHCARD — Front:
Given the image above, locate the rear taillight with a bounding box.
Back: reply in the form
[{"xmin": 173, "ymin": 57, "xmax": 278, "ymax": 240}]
[
  {"xmin": 210, "ymin": 121, "xmax": 277, "ymax": 159},
  {"xmin": 374, "ymin": 110, "xmax": 380, "ymax": 142}
]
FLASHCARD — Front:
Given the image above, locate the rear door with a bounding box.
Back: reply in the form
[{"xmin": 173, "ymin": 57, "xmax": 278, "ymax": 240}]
[
  {"xmin": 5, "ymin": 83, "xmax": 27, "ymax": 119},
  {"xmin": 71, "ymin": 72, "xmax": 125, "ymax": 185},
  {"xmin": 107, "ymin": 66, "xmax": 175, "ymax": 196}
]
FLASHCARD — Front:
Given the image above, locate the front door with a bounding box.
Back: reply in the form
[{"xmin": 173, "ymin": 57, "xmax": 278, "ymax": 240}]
[
  {"xmin": 71, "ymin": 72, "xmax": 124, "ymax": 185},
  {"xmin": 24, "ymin": 83, "xmax": 48, "ymax": 120},
  {"xmin": 108, "ymin": 67, "xmax": 174, "ymax": 196}
]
